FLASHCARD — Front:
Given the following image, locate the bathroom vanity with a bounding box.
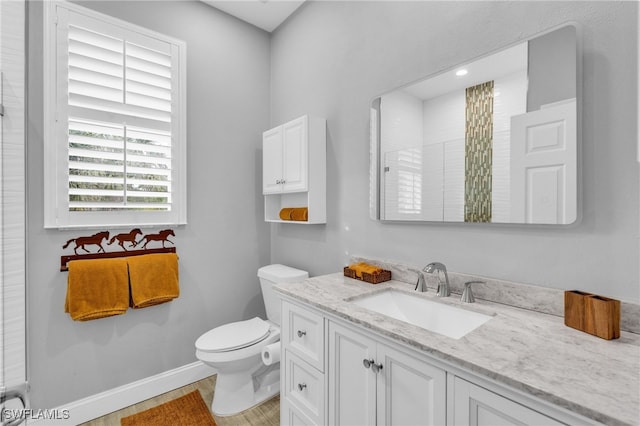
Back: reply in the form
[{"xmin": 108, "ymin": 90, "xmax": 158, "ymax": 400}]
[{"xmin": 275, "ymin": 273, "xmax": 640, "ymax": 426}]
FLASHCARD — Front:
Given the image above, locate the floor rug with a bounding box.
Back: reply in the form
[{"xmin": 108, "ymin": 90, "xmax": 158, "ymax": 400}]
[{"xmin": 120, "ymin": 390, "xmax": 216, "ymax": 426}]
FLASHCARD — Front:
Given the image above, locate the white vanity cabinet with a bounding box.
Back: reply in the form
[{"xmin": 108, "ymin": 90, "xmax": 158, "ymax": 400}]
[
  {"xmin": 328, "ymin": 320, "xmax": 447, "ymax": 426},
  {"xmin": 263, "ymin": 115, "xmax": 326, "ymax": 223},
  {"xmin": 281, "ymin": 299, "xmax": 446, "ymax": 426},
  {"xmin": 280, "ymin": 296, "xmax": 598, "ymax": 426}
]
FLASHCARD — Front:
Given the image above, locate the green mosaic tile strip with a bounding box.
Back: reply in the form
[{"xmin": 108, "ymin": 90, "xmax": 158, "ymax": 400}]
[{"xmin": 465, "ymin": 81, "xmax": 494, "ymax": 223}]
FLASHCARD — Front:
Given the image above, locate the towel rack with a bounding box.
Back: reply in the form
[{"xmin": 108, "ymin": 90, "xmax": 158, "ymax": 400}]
[
  {"xmin": 60, "ymin": 228, "xmax": 177, "ymax": 271},
  {"xmin": 60, "ymin": 247, "xmax": 176, "ymax": 271}
]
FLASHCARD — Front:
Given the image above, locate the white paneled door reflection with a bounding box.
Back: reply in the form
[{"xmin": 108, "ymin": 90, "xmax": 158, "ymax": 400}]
[
  {"xmin": 510, "ymin": 99, "xmax": 577, "ymax": 224},
  {"xmin": 1, "ymin": 0, "xmax": 28, "ymax": 415}
]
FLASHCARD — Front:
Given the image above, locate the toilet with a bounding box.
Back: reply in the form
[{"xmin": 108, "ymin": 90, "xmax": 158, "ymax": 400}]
[{"xmin": 195, "ymin": 264, "xmax": 308, "ymax": 416}]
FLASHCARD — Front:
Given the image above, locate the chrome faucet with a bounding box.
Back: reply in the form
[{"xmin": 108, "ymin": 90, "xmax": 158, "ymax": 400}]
[
  {"xmin": 423, "ymin": 262, "xmax": 450, "ymax": 297},
  {"xmin": 409, "ymin": 269, "xmax": 427, "ymax": 292}
]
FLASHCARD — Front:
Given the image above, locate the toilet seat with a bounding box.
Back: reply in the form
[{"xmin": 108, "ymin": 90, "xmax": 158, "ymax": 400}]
[{"xmin": 196, "ymin": 317, "xmax": 270, "ymax": 353}]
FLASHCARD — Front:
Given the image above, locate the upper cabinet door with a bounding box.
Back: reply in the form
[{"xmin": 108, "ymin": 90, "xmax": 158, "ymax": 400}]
[
  {"xmin": 263, "ymin": 126, "xmax": 284, "ymax": 194},
  {"xmin": 282, "ymin": 116, "xmax": 309, "ymax": 193}
]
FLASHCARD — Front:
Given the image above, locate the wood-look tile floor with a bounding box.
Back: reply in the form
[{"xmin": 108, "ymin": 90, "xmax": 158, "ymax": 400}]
[{"xmin": 81, "ymin": 375, "xmax": 280, "ymax": 426}]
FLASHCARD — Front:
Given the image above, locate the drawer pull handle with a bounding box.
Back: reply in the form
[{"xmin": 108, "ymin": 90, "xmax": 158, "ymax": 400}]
[
  {"xmin": 297, "ymin": 330, "xmax": 307, "ymax": 338},
  {"xmin": 298, "ymin": 383, "xmax": 307, "ymax": 391}
]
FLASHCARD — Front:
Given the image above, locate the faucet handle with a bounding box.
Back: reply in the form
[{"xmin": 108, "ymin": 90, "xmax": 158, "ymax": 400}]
[
  {"xmin": 461, "ymin": 281, "xmax": 485, "ymax": 303},
  {"xmin": 409, "ymin": 269, "xmax": 426, "ymax": 292}
]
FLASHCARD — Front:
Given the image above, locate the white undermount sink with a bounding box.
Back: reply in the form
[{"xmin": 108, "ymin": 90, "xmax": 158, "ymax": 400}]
[{"xmin": 351, "ymin": 290, "xmax": 493, "ymax": 339}]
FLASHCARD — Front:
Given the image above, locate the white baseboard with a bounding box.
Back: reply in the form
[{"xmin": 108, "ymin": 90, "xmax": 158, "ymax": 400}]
[{"xmin": 27, "ymin": 361, "xmax": 216, "ymax": 425}]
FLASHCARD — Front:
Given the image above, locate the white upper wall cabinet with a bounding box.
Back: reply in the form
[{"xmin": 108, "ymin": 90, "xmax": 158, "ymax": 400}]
[
  {"xmin": 263, "ymin": 115, "xmax": 309, "ymax": 194},
  {"xmin": 263, "ymin": 115, "xmax": 326, "ymax": 224}
]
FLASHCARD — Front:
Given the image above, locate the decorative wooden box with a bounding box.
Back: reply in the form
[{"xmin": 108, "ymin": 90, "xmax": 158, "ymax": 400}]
[
  {"xmin": 343, "ymin": 267, "xmax": 391, "ymax": 284},
  {"xmin": 564, "ymin": 290, "xmax": 620, "ymax": 340}
]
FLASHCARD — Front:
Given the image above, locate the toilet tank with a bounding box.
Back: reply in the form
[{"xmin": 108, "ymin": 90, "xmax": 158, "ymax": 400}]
[{"xmin": 258, "ymin": 264, "xmax": 308, "ymax": 326}]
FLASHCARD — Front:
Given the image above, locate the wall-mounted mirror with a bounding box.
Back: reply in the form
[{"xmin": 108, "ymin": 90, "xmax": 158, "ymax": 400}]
[{"xmin": 370, "ymin": 25, "xmax": 578, "ymax": 224}]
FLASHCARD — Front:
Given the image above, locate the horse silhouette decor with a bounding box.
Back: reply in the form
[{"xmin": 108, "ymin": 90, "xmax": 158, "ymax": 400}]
[
  {"xmin": 134, "ymin": 229, "xmax": 175, "ymax": 249},
  {"xmin": 108, "ymin": 228, "xmax": 142, "ymax": 251},
  {"xmin": 63, "ymin": 231, "xmax": 110, "ymax": 255},
  {"xmin": 60, "ymin": 228, "xmax": 177, "ymax": 271}
]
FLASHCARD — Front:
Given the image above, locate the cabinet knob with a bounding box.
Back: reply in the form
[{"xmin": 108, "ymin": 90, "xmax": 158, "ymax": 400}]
[
  {"xmin": 297, "ymin": 330, "xmax": 306, "ymax": 338},
  {"xmin": 276, "ymin": 179, "xmax": 281, "ymax": 184},
  {"xmin": 281, "ymin": 179, "xmax": 286, "ymax": 184},
  {"xmin": 363, "ymin": 358, "xmax": 374, "ymax": 369},
  {"xmin": 371, "ymin": 362, "xmax": 383, "ymax": 374},
  {"xmin": 298, "ymin": 383, "xmax": 307, "ymax": 391}
]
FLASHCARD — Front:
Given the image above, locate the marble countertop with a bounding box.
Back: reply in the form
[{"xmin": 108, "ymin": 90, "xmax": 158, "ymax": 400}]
[{"xmin": 274, "ymin": 273, "xmax": 640, "ymax": 426}]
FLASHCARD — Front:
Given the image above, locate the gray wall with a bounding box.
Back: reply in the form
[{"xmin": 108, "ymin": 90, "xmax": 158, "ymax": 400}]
[
  {"xmin": 269, "ymin": 2, "xmax": 639, "ymax": 302},
  {"xmin": 27, "ymin": 1, "xmax": 271, "ymax": 408}
]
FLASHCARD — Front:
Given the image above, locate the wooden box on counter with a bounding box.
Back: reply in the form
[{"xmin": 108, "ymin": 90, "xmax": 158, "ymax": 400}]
[
  {"xmin": 343, "ymin": 267, "xmax": 391, "ymax": 284},
  {"xmin": 564, "ymin": 290, "xmax": 620, "ymax": 340}
]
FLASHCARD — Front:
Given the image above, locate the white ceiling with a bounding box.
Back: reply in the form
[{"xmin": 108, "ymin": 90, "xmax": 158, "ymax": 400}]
[
  {"xmin": 201, "ymin": 0, "xmax": 306, "ymax": 32},
  {"xmin": 402, "ymin": 42, "xmax": 529, "ymax": 101}
]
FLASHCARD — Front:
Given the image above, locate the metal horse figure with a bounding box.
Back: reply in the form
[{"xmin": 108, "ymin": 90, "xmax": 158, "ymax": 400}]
[
  {"xmin": 62, "ymin": 231, "xmax": 110, "ymax": 255},
  {"xmin": 135, "ymin": 229, "xmax": 175, "ymax": 249},
  {"xmin": 108, "ymin": 228, "xmax": 142, "ymax": 251}
]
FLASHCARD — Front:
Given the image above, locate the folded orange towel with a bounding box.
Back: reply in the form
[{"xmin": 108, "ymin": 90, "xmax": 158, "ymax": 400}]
[
  {"xmin": 348, "ymin": 262, "xmax": 383, "ymax": 279},
  {"xmin": 128, "ymin": 253, "xmax": 180, "ymax": 308},
  {"xmin": 65, "ymin": 258, "xmax": 130, "ymax": 321},
  {"xmin": 291, "ymin": 207, "xmax": 308, "ymax": 221},
  {"xmin": 279, "ymin": 208, "xmax": 295, "ymax": 220}
]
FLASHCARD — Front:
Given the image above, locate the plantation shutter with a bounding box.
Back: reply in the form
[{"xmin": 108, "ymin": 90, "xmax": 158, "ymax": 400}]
[
  {"xmin": 45, "ymin": 2, "xmax": 186, "ymax": 228},
  {"xmin": 66, "ymin": 10, "xmax": 174, "ymax": 211}
]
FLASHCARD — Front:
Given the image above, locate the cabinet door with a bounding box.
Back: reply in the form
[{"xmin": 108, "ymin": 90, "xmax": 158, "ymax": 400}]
[
  {"xmin": 282, "ymin": 116, "xmax": 308, "ymax": 193},
  {"xmin": 452, "ymin": 377, "xmax": 564, "ymax": 426},
  {"xmin": 377, "ymin": 343, "xmax": 446, "ymax": 426},
  {"xmin": 328, "ymin": 321, "xmax": 377, "ymax": 425},
  {"xmin": 263, "ymin": 126, "xmax": 283, "ymax": 194}
]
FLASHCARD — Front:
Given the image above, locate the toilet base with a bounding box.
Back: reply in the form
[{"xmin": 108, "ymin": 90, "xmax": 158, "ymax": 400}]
[{"xmin": 212, "ymin": 363, "xmax": 280, "ymax": 416}]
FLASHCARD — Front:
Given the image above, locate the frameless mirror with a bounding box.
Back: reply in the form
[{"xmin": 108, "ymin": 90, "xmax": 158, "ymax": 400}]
[{"xmin": 370, "ymin": 25, "xmax": 578, "ymax": 224}]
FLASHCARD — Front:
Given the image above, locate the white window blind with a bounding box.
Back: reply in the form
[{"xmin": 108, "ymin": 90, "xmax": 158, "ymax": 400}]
[{"xmin": 44, "ymin": 1, "xmax": 187, "ymax": 228}]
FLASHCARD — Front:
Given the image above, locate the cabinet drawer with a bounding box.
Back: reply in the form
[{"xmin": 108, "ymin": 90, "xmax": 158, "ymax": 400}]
[
  {"xmin": 284, "ymin": 351, "xmax": 325, "ymax": 425},
  {"xmin": 282, "ymin": 301, "xmax": 325, "ymax": 371}
]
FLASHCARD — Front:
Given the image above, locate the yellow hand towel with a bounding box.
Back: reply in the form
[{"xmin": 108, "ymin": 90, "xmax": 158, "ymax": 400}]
[
  {"xmin": 348, "ymin": 262, "xmax": 383, "ymax": 279},
  {"xmin": 128, "ymin": 253, "xmax": 180, "ymax": 308},
  {"xmin": 65, "ymin": 258, "xmax": 130, "ymax": 321},
  {"xmin": 279, "ymin": 208, "xmax": 295, "ymax": 220},
  {"xmin": 291, "ymin": 207, "xmax": 308, "ymax": 221}
]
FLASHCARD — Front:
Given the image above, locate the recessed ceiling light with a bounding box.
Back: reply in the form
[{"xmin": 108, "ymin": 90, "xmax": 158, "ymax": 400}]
[{"xmin": 455, "ymin": 69, "xmax": 468, "ymax": 77}]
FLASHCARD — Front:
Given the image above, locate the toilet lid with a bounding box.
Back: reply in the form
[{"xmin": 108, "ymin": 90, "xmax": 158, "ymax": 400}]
[{"xmin": 196, "ymin": 317, "xmax": 271, "ymax": 353}]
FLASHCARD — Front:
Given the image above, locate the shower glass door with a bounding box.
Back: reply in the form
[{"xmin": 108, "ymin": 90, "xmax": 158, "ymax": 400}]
[{"xmin": 1, "ymin": 0, "xmax": 28, "ymax": 423}]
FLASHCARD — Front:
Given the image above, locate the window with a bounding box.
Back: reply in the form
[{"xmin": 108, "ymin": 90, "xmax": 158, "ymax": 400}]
[{"xmin": 44, "ymin": 1, "xmax": 187, "ymax": 228}]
